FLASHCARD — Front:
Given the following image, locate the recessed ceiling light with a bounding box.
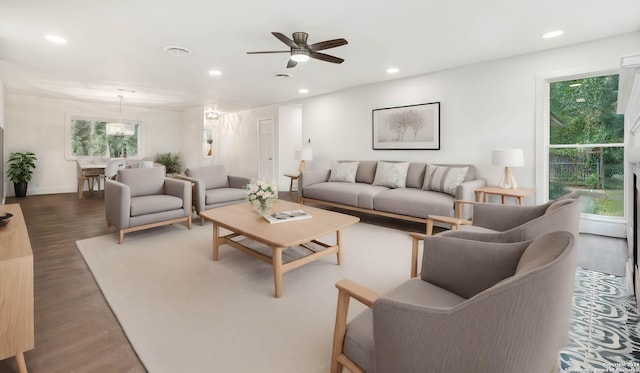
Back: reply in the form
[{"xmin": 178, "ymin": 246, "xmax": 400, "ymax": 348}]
[
  {"xmin": 164, "ymin": 46, "xmax": 192, "ymax": 57},
  {"xmin": 542, "ymin": 30, "xmax": 563, "ymax": 39},
  {"xmin": 386, "ymin": 67, "xmax": 399, "ymax": 74},
  {"xmin": 299, "ymin": 88, "xmax": 309, "ymax": 94},
  {"xmin": 45, "ymin": 34, "xmax": 67, "ymax": 44},
  {"xmin": 208, "ymin": 70, "xmax": 222, "ymax": 76}
]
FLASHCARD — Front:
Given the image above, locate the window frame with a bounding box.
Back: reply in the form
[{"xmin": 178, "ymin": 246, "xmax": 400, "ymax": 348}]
[
  {"xmin": 535, "ymin": 68, "xmax": 628, "ymax": 237},
  {"xmin": 65, "ymin": 113, "xmax": 144, "ymax": 160}
]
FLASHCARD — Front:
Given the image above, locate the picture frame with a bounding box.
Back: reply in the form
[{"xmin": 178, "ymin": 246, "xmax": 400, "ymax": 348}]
[{"xmin": 372, "ymin": 101, "xmax": 440, "ymax": 150}]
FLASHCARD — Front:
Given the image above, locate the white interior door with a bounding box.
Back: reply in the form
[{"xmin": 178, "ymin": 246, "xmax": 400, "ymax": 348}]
[{"xmin": 258, "ymin": 118, "xmax": 275, "ymax": 183}]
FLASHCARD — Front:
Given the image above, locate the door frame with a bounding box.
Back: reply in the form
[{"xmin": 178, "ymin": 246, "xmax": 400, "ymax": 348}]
[{"xmin": 257, "ymin": 117, "xmax": 276, "ymax": 183}]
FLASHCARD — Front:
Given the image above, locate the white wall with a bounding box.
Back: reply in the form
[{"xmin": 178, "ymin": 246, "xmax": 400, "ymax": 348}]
[
  {"xmin": 217, "ymin": 105, "xmax": 278, "ymax": 180},
  {"xmin": 221, "ymin": 32, "xmax": 640, "ymax": 205},
  {"xmin": 4, "ymin": 94, "xmax": 182, "ymax": 196},
  {"xmin": 277, "ymin": 105, "xmax": 302, "ymax": 191}
]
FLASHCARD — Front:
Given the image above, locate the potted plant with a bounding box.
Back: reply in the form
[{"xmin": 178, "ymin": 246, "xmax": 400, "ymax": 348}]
[
  {"xmin": 7, "ymin": 151, "xmax": 37, "ymax": 198},
  {"xmin": 154, "ymin": 152, "xmax": 182, "ymax": 175}
]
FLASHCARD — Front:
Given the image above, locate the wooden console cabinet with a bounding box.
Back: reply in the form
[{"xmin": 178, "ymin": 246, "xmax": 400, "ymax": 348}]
[{"xmin": 0, "ymin": 204, "xmax": 34, "ymax": 373}]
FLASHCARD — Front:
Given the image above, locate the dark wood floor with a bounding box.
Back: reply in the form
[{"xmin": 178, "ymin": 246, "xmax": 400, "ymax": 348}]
[{"xmin": 1, "ymin": 193, "xmax": 145, "ymax": 373}]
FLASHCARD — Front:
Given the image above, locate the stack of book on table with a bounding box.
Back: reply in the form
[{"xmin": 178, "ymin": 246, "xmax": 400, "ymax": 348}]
[{"xmin": 262, "ymin": 210, "xmax": 312, "ymax": 224}]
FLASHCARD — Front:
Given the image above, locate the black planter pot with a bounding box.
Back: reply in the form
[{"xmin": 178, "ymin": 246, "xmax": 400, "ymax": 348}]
[{"xmin": 14, "ymin": 181, "xmax": 28, "ymax": 198}]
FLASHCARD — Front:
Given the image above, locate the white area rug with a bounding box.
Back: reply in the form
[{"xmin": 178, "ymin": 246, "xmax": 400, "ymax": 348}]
[{"xmin": 76, "ymin": 222, "xmax": 414, "ymax": 373}]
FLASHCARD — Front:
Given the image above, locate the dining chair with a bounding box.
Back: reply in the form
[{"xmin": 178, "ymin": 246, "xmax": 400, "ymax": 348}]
[{"xmin": 76, "ymin": 160, "xmax": 102, "ymax": 199}]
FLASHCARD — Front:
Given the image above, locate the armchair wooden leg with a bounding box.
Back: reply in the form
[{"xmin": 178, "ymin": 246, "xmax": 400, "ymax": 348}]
[
  {"xmin": 409, "ymin": 233, "xmax": 426, "ymax": 278},
  {"xmin": 118, "ymin": 230, "xmax": 124, "ymax": 244},
  {"xmin": 331, "ymin": 288, "xmax": 351, "ymax": 373},
  {"xmin": 187, "ymin": 214, "xmax": 192, "ymax": 230}
]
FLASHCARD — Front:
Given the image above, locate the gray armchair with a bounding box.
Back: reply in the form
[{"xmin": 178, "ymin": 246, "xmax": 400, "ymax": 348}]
[
  {"xmin": 182, "ymin": 165, "xmax": 250, "ymax": 225},
  {"xmin": 331, "ymin": 231, "xmax": 577, "ymax": 373},
  {"xmin": 105, "ymin": 167, "xmax": 192, "ymax": 243},
  {"xmin": 410, "ymin": 196, "xmax": 581, "ymax": 277}
]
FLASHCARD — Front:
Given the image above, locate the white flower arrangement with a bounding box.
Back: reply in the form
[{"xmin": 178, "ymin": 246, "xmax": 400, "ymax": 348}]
[{"xmin": 245, "ymin": 181, "xmax": 277, "ymax": 213}]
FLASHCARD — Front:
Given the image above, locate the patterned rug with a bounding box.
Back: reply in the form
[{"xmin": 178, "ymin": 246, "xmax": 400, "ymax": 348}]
[{"xmin": 560, "ymin": 268, "xmax": 640, "ymax": 372}]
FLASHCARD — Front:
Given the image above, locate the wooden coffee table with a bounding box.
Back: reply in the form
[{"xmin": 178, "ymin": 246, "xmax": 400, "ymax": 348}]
[{"xmin": 199, "ymin": 199, "xmax": 359, "ymax": 298}]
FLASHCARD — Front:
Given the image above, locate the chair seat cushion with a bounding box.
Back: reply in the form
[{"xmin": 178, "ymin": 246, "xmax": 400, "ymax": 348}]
[
  {"xmin": 205, "ymin": 188, "xmax": 247, "ymax": 205},
  {"xmin": 130, "ymin": 195, "xmax": 184, "ymax": 217},
  {"xmin": 344, "ymin": 279, "xmax": 466, "ymax": 373}
]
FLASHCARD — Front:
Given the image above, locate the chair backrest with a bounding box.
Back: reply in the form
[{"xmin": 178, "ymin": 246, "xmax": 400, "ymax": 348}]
[
  {"xmin": 105, "ymin": 158, "xmax": 126, "ymax": 179},
  {"xmin": 185, "ymin": 165, "xmax": 229, "ymax": 189},
  {"xmin": 117, "ymin": 167, "xmax": 165, "ymax": 197}
]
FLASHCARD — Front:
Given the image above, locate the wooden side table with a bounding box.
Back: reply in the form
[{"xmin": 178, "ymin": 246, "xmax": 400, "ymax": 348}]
[
  {"xmin": 284, "ymin": 173, "xmax": 300, "ymax": 192},
  {"xmin": 475, "ymin": 186, "xmax": 534, "ymax": 205}
]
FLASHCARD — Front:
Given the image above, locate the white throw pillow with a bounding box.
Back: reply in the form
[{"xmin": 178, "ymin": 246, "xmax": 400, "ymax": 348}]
[
  {"xmin": 422, "ymin": 165, "xmax": 469, "ymax": 196},
  {"xmin": 329, "ymin": 161, "xmax": 359, "ymax": 183},
  {"xmin": 372, "ymin": 161, "xmax": 410, "ymax": 188}
]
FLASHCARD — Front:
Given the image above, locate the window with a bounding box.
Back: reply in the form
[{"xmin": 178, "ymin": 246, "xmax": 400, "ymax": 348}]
[
  {"xmin": 69, "ymin": 117, "xmax": 142, "ymax": 158},
  {"xmin": 549, "ymin": 74, "xmax": 624, "ymax": 217}
]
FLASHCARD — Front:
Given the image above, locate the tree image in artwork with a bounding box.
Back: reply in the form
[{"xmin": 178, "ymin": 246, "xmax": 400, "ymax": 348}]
[{"xmin": 386, "ymin": 109, "xmax": 425, "ymax": 141}]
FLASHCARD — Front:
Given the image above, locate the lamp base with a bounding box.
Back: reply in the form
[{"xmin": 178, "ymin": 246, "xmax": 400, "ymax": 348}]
[
  {"xmin": 498, "ymin": 166, "xmax": 518, "ymax": 189},
  {"xmin": 298, "ymin": 160, "xmax": 307, "ymax": 173}
]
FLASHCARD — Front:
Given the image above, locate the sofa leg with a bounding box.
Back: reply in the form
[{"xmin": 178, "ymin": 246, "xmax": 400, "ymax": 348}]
[
  {"xmin": 187, "ymin": 215, "xmax": 192, "ymax": 230},
  {"xmin": 200, "ymin": 216, "xmax": 205, "ymax": 226},
  {"xmin": 118, "ymin": 230, "xmax": 124, "ymax": 244}
]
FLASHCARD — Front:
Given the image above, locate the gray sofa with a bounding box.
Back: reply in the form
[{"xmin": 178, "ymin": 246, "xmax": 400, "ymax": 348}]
[
  {"xmin": 105, "ymin": 167, "xmax": 192, "ymax": 243},
  {"xmin": 182, "ymin": 165, "xmax": 251, "ymax": 225},
  {"xmin": 300, "ymin": 161, "xmax": 486, "ymax": 231}
]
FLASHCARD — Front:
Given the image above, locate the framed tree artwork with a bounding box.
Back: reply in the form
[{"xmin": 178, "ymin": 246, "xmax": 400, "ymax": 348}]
[{"xmin": 372, "ymin": 102, "xmax": 440, "ymax": 150}]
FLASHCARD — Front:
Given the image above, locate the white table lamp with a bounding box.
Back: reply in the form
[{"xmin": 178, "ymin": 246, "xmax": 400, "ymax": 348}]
[
  {"xmin": 295, "ymin": 149, "xmax": 313, "ymax": 172},
  {"xmin": 492, "ymin": 148, "xmax": 524, "ymax": 189}
]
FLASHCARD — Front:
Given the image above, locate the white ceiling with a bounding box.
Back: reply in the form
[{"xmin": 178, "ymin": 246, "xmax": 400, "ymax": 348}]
[{"xmin": 1, "ymin": 0, "xmax": 639, "ymax": 113}]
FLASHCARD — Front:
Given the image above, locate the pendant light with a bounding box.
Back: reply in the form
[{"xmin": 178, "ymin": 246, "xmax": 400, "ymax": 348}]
[{"xmin": 106, "ymin": 95, "xmax": 134, "ymax": 136}]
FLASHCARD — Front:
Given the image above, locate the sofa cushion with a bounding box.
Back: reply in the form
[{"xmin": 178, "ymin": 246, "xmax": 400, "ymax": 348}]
[
  {"xmin": 374, "ymin": 188, "xmax": 455, "ymax": 218},
  {"xmin": 422, "ymin": 165, "xmax": 468, "ymax": 196},
  {"xmin": 205, "ymin": 188, "xmax": 247, "ymax": 205},
  {"xmin": 406, "ymin": 162, "xmax": 427, "ymax": 189},
  {"xmin": 303, "ymin": 182, "xmax": 388, "ymax": 209},
  {"xmin": 355, "ymin": 161, "xmax": 379, "ymax": 184},
  {"xmin": 130, "ymin": 195, "xmax": 184, "ymax": 217},
  {"xmin": 118, "ymin": 167, "xmax": 165, "ymax": 197},
  {"xmin": 329, "ymin": 161, "xmax": 359, "ymax": 183},
  {"xmin": 372, "ymin": 161, "xmax": 410, "ymax": 188},
  {"xmin": 186, "ymin": 164, "xmax": 229, "ymax": 189}
]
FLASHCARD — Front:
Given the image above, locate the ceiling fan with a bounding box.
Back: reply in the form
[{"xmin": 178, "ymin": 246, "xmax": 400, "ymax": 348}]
[{"xmin": 247, "ymin": 32, "xmax": 348, "ymax": 68}]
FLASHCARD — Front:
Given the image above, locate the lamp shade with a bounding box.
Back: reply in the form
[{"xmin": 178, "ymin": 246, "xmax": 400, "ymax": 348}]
[
  {"xmin": 295, "ymin": 149, "xmax": 313, "ymax": 161},
  {"xmin": 106, "ymin": 122, "xmax": 135, "ymax": 136},
  {"xmin": 491, "ymin": 149, "xmax": 524, "ymax": 167}
]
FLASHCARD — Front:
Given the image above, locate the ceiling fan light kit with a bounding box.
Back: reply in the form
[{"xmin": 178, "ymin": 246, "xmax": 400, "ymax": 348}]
[{"xmin": 247, "ymin": 31, "xmax": 348, "ymax": 68}]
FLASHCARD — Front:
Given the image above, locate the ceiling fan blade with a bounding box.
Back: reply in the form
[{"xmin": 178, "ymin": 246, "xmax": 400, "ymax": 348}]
[
  {"xmin": 287, "ymin": 59, "xmax": 297, "ymax": 68},
  {"xmin": 309, "ymin": 38, "xmax": 348, "ymax": 52},
  {"xmin": 246, "ymin": 50, "xmax": 290, "ymax": 54},
  {"xmin": 272, "ymin": 32, "xmax": 298, "ymax": 49},
  {"xmin": 310, "ymin": 52, "xmax": 344, "ymax": 64}
]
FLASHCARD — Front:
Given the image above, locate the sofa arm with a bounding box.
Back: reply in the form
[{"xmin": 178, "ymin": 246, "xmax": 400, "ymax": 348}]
[
  {"xmin": 178, "ymin": 176, "xmax": 205, "ymax": 213},
  {"xmin": 228, "ymin": 175, "xmax": 252, "ymax": 189},
  {"xmin": 105, "ymin": 180, "xmax": 131, "ymax": 229},
  {"xmin": 454, "ymin": 178, "xmax": 486, "ymax": 219},
  {"xmin": 300, "ymin": 170, "xmax": 330, "ymax": 189},
  {"xmin": 165, "ymin": 178, "xmax": 192, "ymax": 215}
]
